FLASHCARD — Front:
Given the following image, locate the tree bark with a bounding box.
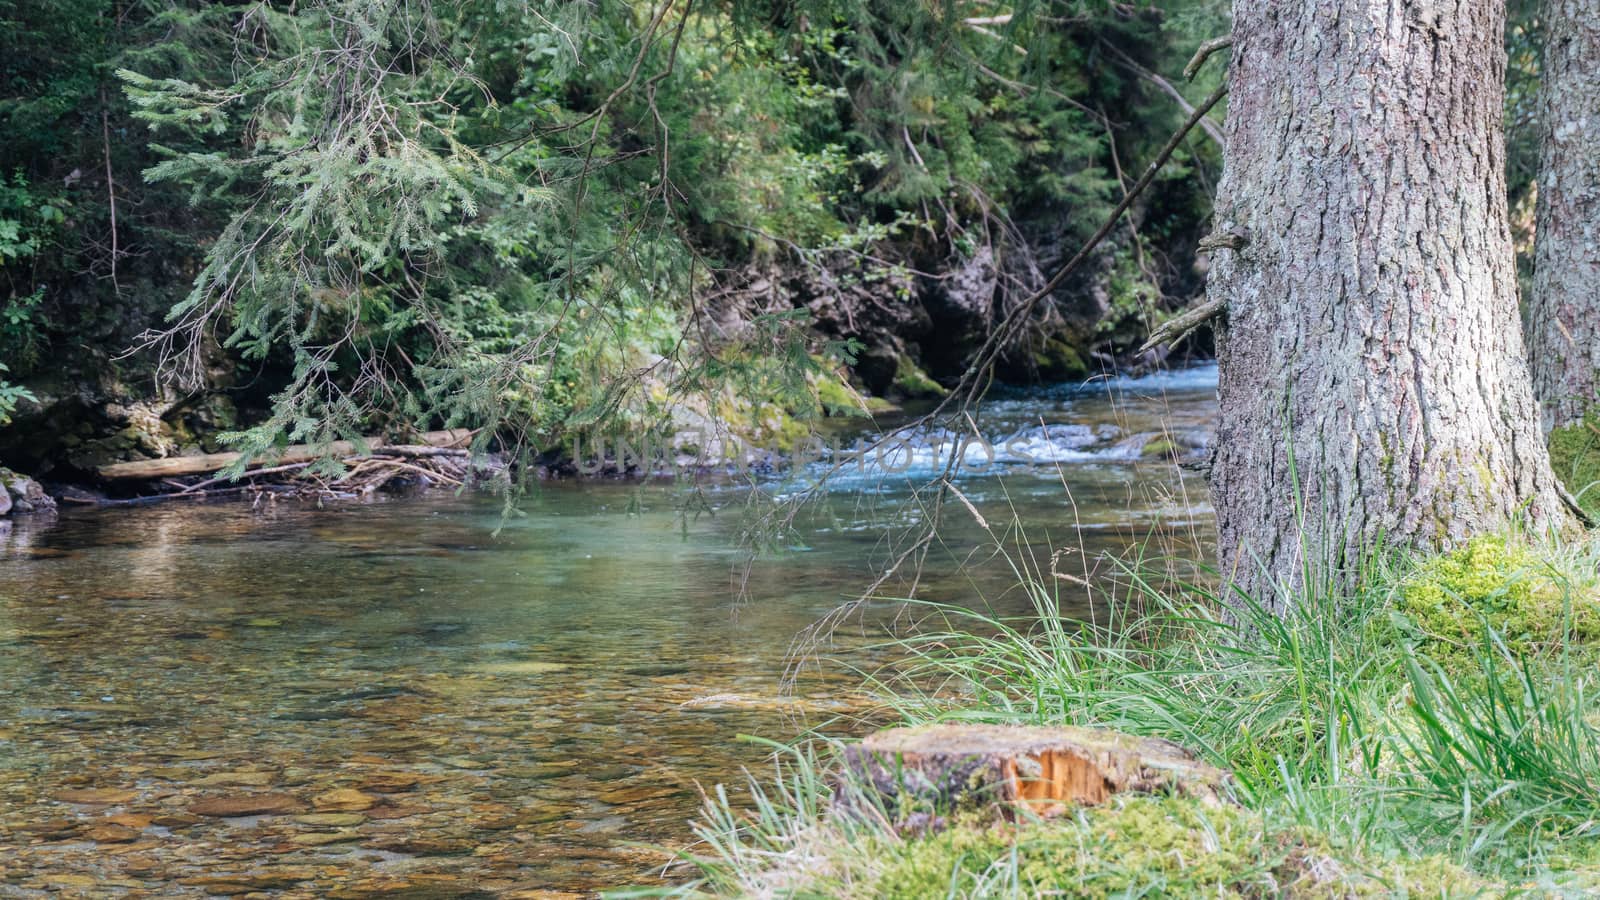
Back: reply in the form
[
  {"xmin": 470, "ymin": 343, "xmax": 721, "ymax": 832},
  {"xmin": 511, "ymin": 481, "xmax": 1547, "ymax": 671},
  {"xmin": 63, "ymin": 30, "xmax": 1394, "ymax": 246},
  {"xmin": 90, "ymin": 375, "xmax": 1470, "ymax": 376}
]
[
  {"xmin": 1206, "ymin": 0, "xmax": 1574, "ymax": 607},
  {"xmin": 1528, "ymin": 0, "xmax": 1600, "ymax": 432}
]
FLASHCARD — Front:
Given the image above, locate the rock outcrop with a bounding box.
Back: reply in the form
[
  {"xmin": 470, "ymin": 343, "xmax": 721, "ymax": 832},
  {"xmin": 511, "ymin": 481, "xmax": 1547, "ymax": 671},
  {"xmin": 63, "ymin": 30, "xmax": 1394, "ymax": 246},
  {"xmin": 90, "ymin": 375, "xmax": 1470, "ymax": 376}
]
[{"xmin": 0, "ymin": 469, "xmax": 54, "ymax": 516}]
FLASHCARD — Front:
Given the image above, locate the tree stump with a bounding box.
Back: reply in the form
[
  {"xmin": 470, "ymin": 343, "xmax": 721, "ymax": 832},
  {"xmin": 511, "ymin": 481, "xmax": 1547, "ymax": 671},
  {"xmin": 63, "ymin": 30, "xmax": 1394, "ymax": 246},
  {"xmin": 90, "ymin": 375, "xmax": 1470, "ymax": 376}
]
[{"xmin": 837, "ymin": 724, "xmax": 1228, "ymax": 828}]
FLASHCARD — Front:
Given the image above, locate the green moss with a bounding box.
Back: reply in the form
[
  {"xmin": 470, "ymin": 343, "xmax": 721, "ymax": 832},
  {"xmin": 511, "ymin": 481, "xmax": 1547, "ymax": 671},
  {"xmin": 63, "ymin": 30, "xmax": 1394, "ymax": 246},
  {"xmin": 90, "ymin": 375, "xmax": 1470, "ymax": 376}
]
[
  {"xmin": 1398, "ymin": 536, "xmax": 1600, "ymax": 660},
  {"xmin": 709, "ymin": 396, "xmax": 811, "ymax": 454},
  {"xmin": 1549, "ymin": 415, "xmax": 1600, "ymax": 519},
  {"xmin": 1140, "ymin": 439, "xmax": 1177, "ymax": 460},
  {"xmin": 1031, "ymin": 338, "xmax": 1089, "ymax": 383},
  {"xmin": 868, "ymin": 796, "xmax": 1490, "ymax": 899},
  {"xmin": 814, "ymin": 373, "xmax": 894, "ymax": 417},
  {"xmin": 892, "ymin": 355, "xmax": 948, "ymax": 400},
  {"xmin": 758, "ymin": 402, "xmax": 811, "ymax": 453}
]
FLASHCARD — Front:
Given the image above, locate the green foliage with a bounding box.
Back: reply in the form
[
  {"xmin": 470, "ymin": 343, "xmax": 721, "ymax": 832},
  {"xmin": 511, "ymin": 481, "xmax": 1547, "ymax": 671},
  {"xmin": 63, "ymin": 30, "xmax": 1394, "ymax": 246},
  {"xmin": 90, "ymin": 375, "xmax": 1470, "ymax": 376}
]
[
  {"xmin": 0, "ymin": 362, "xmax": 32, "ymax": 426},
  {"xmin": 1394, "ymin": 642, "xmax": 1600, "ymax": 861},
  {"xmin": 0, "ymin": 169, "xmax": 52, "ymax": 422},
  {"xmin": 0, "ymin": 172, "xmax": 59, "ymax": 265},
  {"xmin": 0, "ymin": 0, "xmax": 1229, "ymax": 463},
  {"xmin": 97, "ymin": 0, "xmax": 1220, "ymax": 459},
  {"xmin": 1099, "ymin": 246, "xmax": 1163, "ymax": 342}
]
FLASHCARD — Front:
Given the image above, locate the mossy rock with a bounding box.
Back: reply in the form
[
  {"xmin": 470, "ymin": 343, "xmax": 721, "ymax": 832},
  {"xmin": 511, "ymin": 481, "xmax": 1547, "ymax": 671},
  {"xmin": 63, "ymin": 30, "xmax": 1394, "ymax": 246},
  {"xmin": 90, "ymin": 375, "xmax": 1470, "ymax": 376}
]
[
  {"xmin": 868, "ymin": 796, "xmax": 1492, "ymax": 899},
  {"xmin": 756, "ymin": 402, "xmax": 811, "ymax": 453},
  {"xmin": 1140, "ymin": 438, "xmax": 1177, "ymax": 460},
  {"xmin": 1031, "ymin": 338, "xmax": 1089, "ymax": 383},
  {"xmin": 814, "ymin": 373, "xmax": 894, "ymax": 418},
  {"xmin": 1398, "ymin": 536, "xmax": 1600, "ymax": 663},
  {"xmin": 892, "ymin": 355, "xmax": 948, "ymax": 401},
  {"xmin": 710, "ymin": 396, "xmax": 812, "ymax": 455}
]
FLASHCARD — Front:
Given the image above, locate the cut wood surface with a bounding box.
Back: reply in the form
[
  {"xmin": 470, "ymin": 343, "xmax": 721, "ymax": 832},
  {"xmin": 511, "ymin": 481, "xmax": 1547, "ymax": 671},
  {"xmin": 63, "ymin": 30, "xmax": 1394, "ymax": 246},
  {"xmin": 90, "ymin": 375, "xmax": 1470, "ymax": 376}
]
[
  {"xmin": 839, "ymin": 723, "xmax": 1228, "ymax": 822},
  {"xmin": 96, "ymin": 430, "xmax": 475, "ymax": 481}
]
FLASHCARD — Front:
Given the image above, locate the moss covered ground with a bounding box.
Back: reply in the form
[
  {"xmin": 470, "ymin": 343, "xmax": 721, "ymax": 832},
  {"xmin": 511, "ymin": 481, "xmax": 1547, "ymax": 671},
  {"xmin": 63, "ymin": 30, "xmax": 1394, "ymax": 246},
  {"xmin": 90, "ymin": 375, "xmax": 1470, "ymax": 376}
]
[{"xmin": 866, "ymin": 797, "xmax": 1490, "ymax": 899}]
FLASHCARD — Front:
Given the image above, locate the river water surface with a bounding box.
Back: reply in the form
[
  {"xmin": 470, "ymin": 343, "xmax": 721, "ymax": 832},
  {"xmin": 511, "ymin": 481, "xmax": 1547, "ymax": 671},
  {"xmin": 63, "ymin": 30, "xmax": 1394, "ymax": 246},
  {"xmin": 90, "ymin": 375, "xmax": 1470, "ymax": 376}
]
[{"xmin": 0, "ymin": 367, "xmax": 1215, "ymax": 897}]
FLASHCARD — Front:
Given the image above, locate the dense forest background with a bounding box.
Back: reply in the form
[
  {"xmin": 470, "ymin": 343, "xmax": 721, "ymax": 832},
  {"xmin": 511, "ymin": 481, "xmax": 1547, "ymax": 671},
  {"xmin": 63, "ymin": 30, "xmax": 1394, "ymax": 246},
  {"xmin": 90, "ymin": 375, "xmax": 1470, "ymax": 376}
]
[{"xmin": 0, "ymin": 0, "xmax": 1544, "ymax": 480}]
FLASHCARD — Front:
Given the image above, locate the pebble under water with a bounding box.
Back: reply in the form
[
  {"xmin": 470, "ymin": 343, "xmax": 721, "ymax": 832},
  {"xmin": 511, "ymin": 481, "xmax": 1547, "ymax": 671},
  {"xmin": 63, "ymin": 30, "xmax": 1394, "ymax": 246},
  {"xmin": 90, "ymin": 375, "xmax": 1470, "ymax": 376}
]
[{"xmin": 0, "ymin": 367, "xmax": 1216, "ymax": 897}]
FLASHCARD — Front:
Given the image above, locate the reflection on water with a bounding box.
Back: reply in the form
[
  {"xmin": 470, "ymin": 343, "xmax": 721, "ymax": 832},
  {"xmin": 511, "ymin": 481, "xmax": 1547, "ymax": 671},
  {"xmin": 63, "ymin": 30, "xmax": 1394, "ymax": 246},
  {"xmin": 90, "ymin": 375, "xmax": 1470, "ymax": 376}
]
[{"xmin": 0, "ymin": 367, "xmax": 1215, "ymax": 896}]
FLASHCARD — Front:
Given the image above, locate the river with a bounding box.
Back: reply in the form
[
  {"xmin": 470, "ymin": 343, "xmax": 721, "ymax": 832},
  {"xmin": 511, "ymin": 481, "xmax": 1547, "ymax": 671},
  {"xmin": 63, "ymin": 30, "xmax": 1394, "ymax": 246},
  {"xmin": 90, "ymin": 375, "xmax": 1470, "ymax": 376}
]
[{"xmin": 0, "ymin": 366, "xmax": 1216, "ymax": 897}]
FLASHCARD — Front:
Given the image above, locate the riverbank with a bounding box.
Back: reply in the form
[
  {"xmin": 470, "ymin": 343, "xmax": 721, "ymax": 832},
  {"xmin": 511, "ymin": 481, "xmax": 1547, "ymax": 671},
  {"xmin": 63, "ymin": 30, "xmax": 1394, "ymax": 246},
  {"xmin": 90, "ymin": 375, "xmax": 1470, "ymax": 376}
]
[
  {"xmin": 0, "ymin": 364, "xmax": 1219, "ymax": 516},
  {"xmin": 672, "ymin": 533, "xmax": 1600, "ymax": 896}
]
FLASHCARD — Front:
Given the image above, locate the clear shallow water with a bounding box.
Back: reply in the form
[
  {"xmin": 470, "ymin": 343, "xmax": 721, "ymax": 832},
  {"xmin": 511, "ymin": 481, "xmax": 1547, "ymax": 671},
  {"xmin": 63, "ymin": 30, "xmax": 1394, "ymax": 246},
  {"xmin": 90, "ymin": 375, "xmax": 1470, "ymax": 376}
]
[{"xmin": 0, "ymin": 367, "xmax": 1215, "ymax": 897}]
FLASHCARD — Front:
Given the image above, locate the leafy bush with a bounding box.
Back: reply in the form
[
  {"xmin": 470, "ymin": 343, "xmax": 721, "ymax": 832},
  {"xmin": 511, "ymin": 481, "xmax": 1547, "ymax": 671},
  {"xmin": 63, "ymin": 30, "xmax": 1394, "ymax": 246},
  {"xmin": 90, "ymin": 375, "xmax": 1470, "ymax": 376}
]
[{"xmin": 0, "ymin": 362, "xmax": 32, "ymax": 427}]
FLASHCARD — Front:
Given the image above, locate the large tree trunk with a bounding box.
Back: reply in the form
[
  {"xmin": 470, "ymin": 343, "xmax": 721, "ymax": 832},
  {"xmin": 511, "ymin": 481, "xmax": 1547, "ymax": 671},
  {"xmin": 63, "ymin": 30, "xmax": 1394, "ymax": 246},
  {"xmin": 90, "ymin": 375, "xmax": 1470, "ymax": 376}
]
[
  {"xmin": 1206, "ymin": 0, "xmax": 1573, "ymax": 607},
  {"xmin": 1528, "ymin": 0, "xmax": 1600, "ymax": 432}
]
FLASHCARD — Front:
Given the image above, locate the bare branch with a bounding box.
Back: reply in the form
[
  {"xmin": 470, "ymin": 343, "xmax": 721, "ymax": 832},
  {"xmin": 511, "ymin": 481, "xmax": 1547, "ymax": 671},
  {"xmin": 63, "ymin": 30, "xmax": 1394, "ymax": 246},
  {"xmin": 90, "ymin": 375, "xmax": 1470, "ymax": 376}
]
[
  {"xmin": 1139, "ymin": 297, "xmax": 1224, "ymax": 354},
  {"xmin": 1184, "ymin": 35, "xmax": 1233, "ymax": 81},
  {"xmin": 1099, "ymin": 40, "xmax": 1223, "ymax": 148},
  {"xmin": 100, "ymin": 87, "xmax": 122, "ymax": 294}
]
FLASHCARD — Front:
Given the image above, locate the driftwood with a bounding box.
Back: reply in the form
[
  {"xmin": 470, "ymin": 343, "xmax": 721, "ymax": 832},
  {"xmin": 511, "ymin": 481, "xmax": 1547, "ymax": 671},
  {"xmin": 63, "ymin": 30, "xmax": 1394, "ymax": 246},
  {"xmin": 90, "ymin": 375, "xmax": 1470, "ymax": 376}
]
[
  {"xmin": 838, "ymin": 724, "xmax": 1228, "ymax": 827},
  {"xmin": 96, "ymin": 430, "xmax": 475, "ymax": 481}
]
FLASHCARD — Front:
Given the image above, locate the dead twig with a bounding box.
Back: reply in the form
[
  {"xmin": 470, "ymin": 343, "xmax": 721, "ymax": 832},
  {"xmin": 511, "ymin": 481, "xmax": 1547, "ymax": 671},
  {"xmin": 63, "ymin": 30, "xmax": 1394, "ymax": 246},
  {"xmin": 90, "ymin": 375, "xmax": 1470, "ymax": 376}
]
[
  {"xmin": 178, "ymin": 461, "xmax": 313, "ymax": 494},
  {"xmin": 1139, "ymin": 297, "xmax": 1225, "ymax": 354},
  {"xmin": 1099, "ymin": 40, "xmax": 1224, "ymax": 148},
  {"xmin": 1184, "ymin": 35, "xmax": 1233, "ymax": 81}
]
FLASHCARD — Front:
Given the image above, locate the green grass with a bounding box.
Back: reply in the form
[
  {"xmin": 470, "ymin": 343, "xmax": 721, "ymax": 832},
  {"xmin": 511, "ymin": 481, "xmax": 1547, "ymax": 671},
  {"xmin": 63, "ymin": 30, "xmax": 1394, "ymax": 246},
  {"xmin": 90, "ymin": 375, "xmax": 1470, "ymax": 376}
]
[{"xmin": 653, "ymin": 534, "xmax": 1600, "ymax": 898}]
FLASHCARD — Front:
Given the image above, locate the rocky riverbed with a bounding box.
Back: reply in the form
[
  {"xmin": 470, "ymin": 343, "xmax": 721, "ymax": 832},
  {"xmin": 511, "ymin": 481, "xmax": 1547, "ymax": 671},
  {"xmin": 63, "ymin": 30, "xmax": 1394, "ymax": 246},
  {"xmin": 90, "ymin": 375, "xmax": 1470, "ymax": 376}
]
[{"xmin": 0, "ymin": 367, "xmax": 1217, "ymax": 895}]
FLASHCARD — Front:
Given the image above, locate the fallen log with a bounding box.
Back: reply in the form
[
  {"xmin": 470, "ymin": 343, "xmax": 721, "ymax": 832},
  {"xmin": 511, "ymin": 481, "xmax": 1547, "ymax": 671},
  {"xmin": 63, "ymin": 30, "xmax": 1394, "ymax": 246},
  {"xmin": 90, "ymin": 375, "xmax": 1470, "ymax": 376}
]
[
  {"xmin": 837, "ymin": 724, "xmax": 1229, "ymax": 829},
  {"xmin": 96, "ymin": 430, "xmax": 475, "ymax": 481}
]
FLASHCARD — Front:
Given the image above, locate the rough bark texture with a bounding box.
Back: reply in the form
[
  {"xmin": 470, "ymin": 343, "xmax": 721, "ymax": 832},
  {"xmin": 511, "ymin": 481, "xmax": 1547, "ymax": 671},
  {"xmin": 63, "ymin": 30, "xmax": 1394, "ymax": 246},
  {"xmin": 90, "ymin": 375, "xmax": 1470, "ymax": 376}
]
[
  {"xmin": 1529, "ymin": 0, "xmax": 1600, "ymax": 431},
  {"xmin": 836, "ymin": 724, "xmax": 1228, "ymax": 831},
  {"xmin": 1206, "ymin": 0, "xmax": 1573, "ymax": 606}
]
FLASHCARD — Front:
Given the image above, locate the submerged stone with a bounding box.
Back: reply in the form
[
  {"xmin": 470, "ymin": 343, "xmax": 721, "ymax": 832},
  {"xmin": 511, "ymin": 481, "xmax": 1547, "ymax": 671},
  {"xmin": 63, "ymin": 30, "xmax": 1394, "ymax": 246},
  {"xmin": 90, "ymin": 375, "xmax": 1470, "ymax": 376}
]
[
  {"xmin": 293, "ymin": 813, "xmax": 367, "ymax": 827},
  {"xmin": 288, "ymin": 830, "xmax": 363, "ymax": 846},
  {"xmin": 311, "ymin": 788, "xmax": 378, "ymax": 812},
  {"xmin": 55, "ymin": 788, "xmax": 137, "ymax": 805},
  {"xmin": 84, "ymin": 823, "xmax": 141, "ymax": 844},
  {"xmin": 188, "ymin": 794, "xmax": 302, "ymax": 817},
  {"xmin": 474, "ymin": 661, "xmax": 570, "ymax": 675}
]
